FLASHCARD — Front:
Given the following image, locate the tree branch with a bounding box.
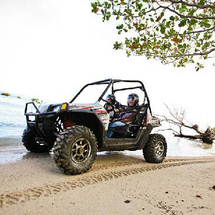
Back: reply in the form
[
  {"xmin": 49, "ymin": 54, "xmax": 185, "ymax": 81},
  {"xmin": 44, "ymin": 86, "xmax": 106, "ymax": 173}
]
[
  {"xmin": 158, "ymin": 3, "xmax": 215, "ymax": 20},
  {"xmin": 163, "ymin": 47, "xmax": 215, "ymax": 58},
  {"xmin": 169, "ymin": 0, "xmax": 215, "ymax": 10}
]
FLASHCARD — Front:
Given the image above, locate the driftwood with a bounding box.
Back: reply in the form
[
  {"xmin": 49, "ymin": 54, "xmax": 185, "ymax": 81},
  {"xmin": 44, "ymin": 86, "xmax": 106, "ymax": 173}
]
[{"xmin": 159, "ymin": 105, "xmax": 215, "ymax": 144}]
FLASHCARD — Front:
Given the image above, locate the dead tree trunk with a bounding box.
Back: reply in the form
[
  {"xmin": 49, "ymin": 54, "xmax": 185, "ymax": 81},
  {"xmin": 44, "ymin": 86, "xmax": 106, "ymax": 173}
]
[
  {"xmin": 174, "ymin": 125, "xmax": 214, "ymax": 144},
  {"xmin": 159, "ymin": 105, "xmax": 215, "ymax": 144}
]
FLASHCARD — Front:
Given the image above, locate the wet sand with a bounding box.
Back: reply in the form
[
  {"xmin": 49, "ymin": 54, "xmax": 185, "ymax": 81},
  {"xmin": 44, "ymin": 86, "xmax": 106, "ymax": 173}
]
[{"xmin": 0, "ymin": 138, "xmax": 25, "ymax": 165}]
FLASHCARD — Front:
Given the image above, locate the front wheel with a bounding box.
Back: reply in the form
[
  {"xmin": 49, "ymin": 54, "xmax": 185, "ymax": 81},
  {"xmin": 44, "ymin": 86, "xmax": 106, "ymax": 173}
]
[
  {"xmin": 22, "ymin": 127, "xmax": 51, "ymax": 153},
  {"xmin": 53, "ymin": 126, "xmax": 98, "ymax": 175},
  {"xmin": 143, "ymin": 134, "xmax": 167, "ymax": 163}
]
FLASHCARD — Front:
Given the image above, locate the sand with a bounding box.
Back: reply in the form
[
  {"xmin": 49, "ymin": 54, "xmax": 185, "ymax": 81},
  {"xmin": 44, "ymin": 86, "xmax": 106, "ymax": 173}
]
[{"xmin": 0, "ymin": 148, "xmax": 215, "ymax": 215}]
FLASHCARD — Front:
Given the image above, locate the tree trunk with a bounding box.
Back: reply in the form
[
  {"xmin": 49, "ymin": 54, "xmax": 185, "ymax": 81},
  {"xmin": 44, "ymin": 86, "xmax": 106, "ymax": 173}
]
[{"xmin": 174, "ymin": 129, "xmax": 214, "ymax": 144}]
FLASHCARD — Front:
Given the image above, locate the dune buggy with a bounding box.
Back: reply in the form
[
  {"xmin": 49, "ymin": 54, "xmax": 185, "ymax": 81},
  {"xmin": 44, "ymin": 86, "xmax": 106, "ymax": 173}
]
[{"xmin": 23, "ymin": 79, "xmax": 167, "ymax": 175}]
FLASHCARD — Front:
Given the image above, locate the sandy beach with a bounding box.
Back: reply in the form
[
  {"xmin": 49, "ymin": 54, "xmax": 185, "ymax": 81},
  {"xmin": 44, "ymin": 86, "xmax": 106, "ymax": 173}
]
[{"xmin": 0, "ymin": 140, "xmax": 215, "ymax": 215}]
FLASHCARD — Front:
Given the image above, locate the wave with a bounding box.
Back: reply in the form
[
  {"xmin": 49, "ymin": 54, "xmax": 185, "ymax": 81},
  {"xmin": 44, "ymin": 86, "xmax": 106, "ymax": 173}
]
[
  {"xmin": 0, "ymin": 127, "xmax": 24, "ymax": 138},
  {"xmin": 0, "ymin": 96, "xmax": 31, "ymax": 107},
  {"xmin": 0, "ymin": 122, "xmax": 26, "ymax": 128},
  {"xmin": 0, "ymin": 92, "xmax": 46, "ymax": 138},
  {"xmin": 0, "ymin": 123, "xmax": 25, "ymax": 138}
]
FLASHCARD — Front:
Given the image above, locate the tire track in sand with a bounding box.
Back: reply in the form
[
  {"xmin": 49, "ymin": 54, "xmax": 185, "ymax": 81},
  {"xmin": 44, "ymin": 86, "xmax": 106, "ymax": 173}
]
[
  {"xmin": 0, "ymin": 158, "xmax": 215, "ymax": 209},
  {"xmin": 91, "ymin": 157, "xmax": 210, "ymax": 172}
]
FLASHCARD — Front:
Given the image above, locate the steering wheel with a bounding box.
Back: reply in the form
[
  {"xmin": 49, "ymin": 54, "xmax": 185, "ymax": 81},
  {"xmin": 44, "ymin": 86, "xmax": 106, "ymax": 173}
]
[{"xmin": 102, "ymin": 98, "xmax": 119, "ymax": 120}]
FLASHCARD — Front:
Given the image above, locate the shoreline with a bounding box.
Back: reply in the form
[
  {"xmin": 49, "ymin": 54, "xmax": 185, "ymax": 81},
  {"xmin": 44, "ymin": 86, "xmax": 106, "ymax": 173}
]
[{"xmin": 0, "ymin": 136, "xmax": 214, "ymax": 168}]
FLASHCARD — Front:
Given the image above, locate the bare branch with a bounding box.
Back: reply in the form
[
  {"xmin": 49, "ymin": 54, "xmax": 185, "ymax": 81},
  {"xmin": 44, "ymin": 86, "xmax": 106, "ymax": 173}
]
[{"xmin": 160, "ymin": 104, "xmax": 215, "ymax": 144}]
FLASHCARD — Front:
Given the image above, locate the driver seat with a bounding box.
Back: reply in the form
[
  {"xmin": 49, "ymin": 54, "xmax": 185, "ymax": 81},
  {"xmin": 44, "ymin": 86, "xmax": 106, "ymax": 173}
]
[{"xmin": 110, "ymin": 104, "xmax": 148, "ymax": 138}]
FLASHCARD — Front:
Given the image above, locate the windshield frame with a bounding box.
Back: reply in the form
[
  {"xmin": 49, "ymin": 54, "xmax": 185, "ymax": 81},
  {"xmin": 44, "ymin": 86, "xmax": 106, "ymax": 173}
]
[{"xmin": 69, "ymin": 79, "xmax": 152, "ymax": 114}]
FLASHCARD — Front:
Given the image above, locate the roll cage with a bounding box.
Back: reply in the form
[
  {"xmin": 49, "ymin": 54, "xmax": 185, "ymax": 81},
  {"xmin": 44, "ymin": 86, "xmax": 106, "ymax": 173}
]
[{"xmin": 69, "ymin": 79, "xmax": 152, "ymax": 115}]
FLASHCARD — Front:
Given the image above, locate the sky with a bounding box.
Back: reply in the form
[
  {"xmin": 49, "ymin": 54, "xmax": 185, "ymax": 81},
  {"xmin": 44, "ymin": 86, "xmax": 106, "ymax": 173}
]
[{"xmin": 0, "ymin": 0, "xmax": 214, "ymax": 127}]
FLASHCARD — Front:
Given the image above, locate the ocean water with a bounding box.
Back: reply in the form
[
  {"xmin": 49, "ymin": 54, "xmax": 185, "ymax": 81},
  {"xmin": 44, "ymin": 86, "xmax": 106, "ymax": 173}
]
[
  {"xmin": 0, "ymin": 92, "xmax": 214, "ymax": 165},
  {"xmin": 0, "ymin": 93, "xmax": 29, "ymax": 138}
]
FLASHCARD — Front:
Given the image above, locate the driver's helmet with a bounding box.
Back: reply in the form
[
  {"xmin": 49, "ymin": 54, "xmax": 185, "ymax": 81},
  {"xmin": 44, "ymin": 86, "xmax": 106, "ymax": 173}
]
[
  {"xmin": 106, "ymin": 94, "xmax": 116, "ymax": 104},
  {"xmin": 127, "ymin": 93, "xmax": 139, "ymax": 106}
]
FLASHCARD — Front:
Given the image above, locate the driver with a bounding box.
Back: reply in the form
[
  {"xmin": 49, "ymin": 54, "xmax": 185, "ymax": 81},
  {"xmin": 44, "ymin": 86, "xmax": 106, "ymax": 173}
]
[{"xmin": 107, "ymin": 93, "xmax": 139, "ymax": 138}]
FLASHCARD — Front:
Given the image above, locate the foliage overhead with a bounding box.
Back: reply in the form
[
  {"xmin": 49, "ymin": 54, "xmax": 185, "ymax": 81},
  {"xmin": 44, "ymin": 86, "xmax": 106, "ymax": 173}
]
[{"xmin": 91, "ymin": 0, "xmax": 215, "ymax": 70}]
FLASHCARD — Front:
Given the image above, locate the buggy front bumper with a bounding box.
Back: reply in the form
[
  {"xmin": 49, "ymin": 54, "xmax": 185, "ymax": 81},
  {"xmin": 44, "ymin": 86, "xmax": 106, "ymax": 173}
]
[{"xmin": 24, "ymin": 102, "xmax": 68, "ymax": 142}]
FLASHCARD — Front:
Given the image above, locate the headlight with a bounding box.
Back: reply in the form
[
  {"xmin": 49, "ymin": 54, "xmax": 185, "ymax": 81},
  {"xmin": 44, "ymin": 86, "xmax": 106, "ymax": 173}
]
[{"xmin": 60, "ymin": 103, "xmax": 68, "ymax": 111}]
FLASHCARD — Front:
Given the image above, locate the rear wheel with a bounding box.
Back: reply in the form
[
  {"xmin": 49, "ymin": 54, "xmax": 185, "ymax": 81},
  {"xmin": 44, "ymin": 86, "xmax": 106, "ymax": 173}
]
[
  {"xmin": 53, "ymin": 126, "xmax": 98, "ymax": 175},
  {"xmin": 22, "ymin": 127, "xmax": 51, "ymax": 153},
  {"xmin": 143, "ymin": 134, "xmax": 167, "ymax": 163}
]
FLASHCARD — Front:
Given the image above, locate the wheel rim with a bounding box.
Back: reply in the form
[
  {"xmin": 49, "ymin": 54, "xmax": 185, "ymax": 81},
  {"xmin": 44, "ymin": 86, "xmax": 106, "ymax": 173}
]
[
  {"xmin": 71, "ymin": 138, "xmax": 92, "ymax": 163},
  {"xmin": 155, "ymin": 141, "xmax": 164, "ymax": 156}
]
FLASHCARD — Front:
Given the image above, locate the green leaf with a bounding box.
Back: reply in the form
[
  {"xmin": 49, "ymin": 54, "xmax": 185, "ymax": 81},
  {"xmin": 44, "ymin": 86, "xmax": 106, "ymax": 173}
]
[
  {"xmin": 199, "ymin": 0, "xmax": 205, "ymax": 6},
  {"xmin": 190, "ymin": 19, "xmax": 198, "ymax": 26},
  {"xmin": 200, "ymin": 20, "xmax": 211, "ymax": 28},
  {"xmin": 169, "ymin": 16, "xmax": 175, "ymax": 21},
  {"xmin": 116, "ymin": 24, "xmax": 124, "ymax": 30},
  {"xmin": 160, "ymin": 25, "xmax": 165, "ymax": 34},
  {"xmin": 178, "ymin": 19, "xmax": 187, "ymax": 27},
  {"xmin": 113, "ymin": 41, "xmax": 123, "ymax": 50}
]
